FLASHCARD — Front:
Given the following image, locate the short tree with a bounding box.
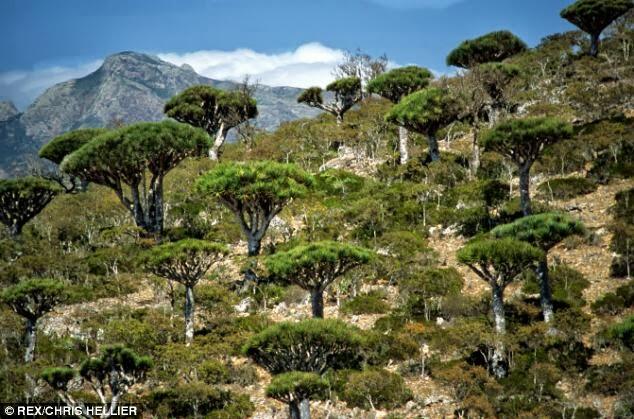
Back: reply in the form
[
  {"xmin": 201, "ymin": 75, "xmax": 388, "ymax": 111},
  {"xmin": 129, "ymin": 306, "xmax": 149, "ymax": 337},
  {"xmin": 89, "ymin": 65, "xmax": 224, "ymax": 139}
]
[
  {"xmin": 142, "ymin": 239, "xmax": 228, "ymax": 345},
  {"xmin": 446, "ymin": 30, "xmax": 527, "ymax": 69},
  {"xmin": 61, "ymin": 121, "xmax": 210, "ymax": 235},
  {"xmin": 481, "ymin": 117, "xmax": 573, "ymax": 216},
  {"xmin": 367, "ymin": 66, "xmax": 434, "ymax": 164},
  {"xmin": 165, "ymin": 85, "xmax": 258, "ymax": 160},
  {"xmin": 457, "ymin": 238, "xmax": 543, "ymax": 378},
  {"xmin": 385, "ymin": 87, "xmax": 460, "ymax": 162},
  {"xmin": 38, "ymin": 128, "xmax": 107, "ymax": 193},
  {"xmin": 298, "ymin": 77, "xmax": 362, "ymax": 125},
  {"xmin": 492, "ymin": 213, "xmax": 586, "ymax": 328},
  {"xmin": 0, "ymin": 177, "xmax": 61, "ymax": 237},
  {"xmin": 42, "ymin": 345, "xmax": 152, "ymax": 418},
  {"xmin": 560, "ymin": 0, "xmax": 633, "ymax": 57},
  {"xmin": 266, "ymin": 372, "xmax": 328, "ymax": 419},
  {"xmin": 1, "ymin": 278, "xmax": 66, "ymax": 362},
  {"xmin": 196, "ymin": 161, "xmax": 314, "ymax": 256},
  {"xmin": 265, "ymin": 241, "xmax": 373, "ymax": 318},
  {"xmin": 243, "ymin": 318, "xmax": 365, "ymax": 374}
]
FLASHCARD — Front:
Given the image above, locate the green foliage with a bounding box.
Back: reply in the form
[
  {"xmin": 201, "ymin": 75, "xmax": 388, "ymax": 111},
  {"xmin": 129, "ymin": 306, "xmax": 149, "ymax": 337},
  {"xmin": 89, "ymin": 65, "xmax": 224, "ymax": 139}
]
[
  {"xmin": 585, "ymin": 355, "xmax": 634, "ymax": 396},
  {"xmin": 326, "ymin": 77, "xmax": 362, "ymax": 96},
  {"xmin": 164, "ymin": 85, "xmax": 258, "ymax": 133},
  {"xmin": 265, "ymin": 371, "xmax": 329, "ymax": 403},
  {"xmin": 434, "ymin": 363, "xmax": 500, "ymax": 418},
  {"xmin": 560, "ymin": 0, "xmax": 633, "ymax": 55},
  {"xmin": 0, "ymin": 177, "xmax": 61, "ymax": 236},
  {"xmin": 297, "ymin": 87, "xmax": 324, "ymax": 105},
  {"xmin": 385, "ymin": 87, "xmax": 460, "ymax": 136},
  {"xmin": 367, "ymin": 66, "xmax": 433, "ymax": 103},
  {"xmin": 39, "ymin": 128, "xmax": 107, "ymax": 164},
  {"xmin": 537, "ymin": 177, "xmax": 597, "ymax": 200},
  {"xmin": 141, "ymin": 239, "xmax": 228, "ymax": 285},
  {"xmin": 1, "ymin": 278, "xmax": 66, "ymax": 320},
  {"xmin": 41, "ymin": 367, "xmax": 75, "ymax": 390},
  {"xmin": 592, "ymin": 281, "xmax": 634, "ymax": 315},
  {"xmin": 341, "ymin": 290, "xmax": 390, "ymax": 315},
  {"xmin": 476, "ymin": 62, "xmax": 521, "ymax": 101},
  {"xmin": 446, "ymin": 30, "xmax": 528, "ymax": 68},
  {"xmin": 491, "ymin": 212, "xmax": 585, "ymax": 250},
  {"xmin": 341, "ymin": 369, "xmax": 412, "ymax": 410},
  {"xmin": 315, "ymin": 169, "xmax": 365, "ymax": 196},
  {"xmin": 79, "ymin": 345, "xmax": 152, "ymax": 380},
  {"xmin": 523, "ymin": 264, "xmax": 590, "ymax": 307},
  {"xmin": 243, "ymin": 318, "xmax": 365, "ymax": 374},
  {"xmin": 606, "ymin": 315, "xmax": 634, "ymax": 350},
  {"xmin": 481, "ymin": 117, "xmax": 573, "ymax": 160},
  {"xmin": 149, "ymin": 382, "xmax": 254, "ymax": 419},
  {"xmin": 457, "ymin": 238, "xmax": 544, "ymax": 281},
  {"xmin": 400, "ymin": 268, "xmax": 464, "ymax": 319},
  {"xmin": 265, "ymin": 241, "xmax": 373, "ymax": 289}
]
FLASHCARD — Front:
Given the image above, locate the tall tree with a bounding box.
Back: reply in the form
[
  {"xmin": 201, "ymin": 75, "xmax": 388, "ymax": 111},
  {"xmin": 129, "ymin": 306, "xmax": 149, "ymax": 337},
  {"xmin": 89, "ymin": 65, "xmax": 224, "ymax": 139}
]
[
  {"xmin": 385, "ymin": 87, "xmax": 460, "ymax": 162},
  {"xmin": 481, "ymin": 117, "xmax": 573, "ymax": 216},
  {"xmin": 297, "ymin": 77, "xmax": 362, "ymax": 125},
  {"xmin": 492, "ymin": 213, "xmax": 586, "ymax": 329},
  {"xmin": 447, "ymin": 30, "xmax": 527, "ymax": 176},
  {"xmin": 142, "ymin": 239, "xmax": 228, "ymax": 345},
  {"xmin": 457, "ymin": 238, "xmax": 543, "ymax": 378},
  {"xmin": 61, "ymin": 121, "xmax": 210, "ymax": 235},
  {"xmin": 42, "ymin": 345, "xmax": 151, "ymax": 418},
  {"xmin": 1, "ymin": 278, "xmax": 66, "ymax": 362},
  {"xmin": 39, "ymin": 128, "xmax": 107, "ymax": 193},
  {"xmin": 446, "ymin": 30, "xmax": 528, "ymax": 69},
  {"xmin": 266, "ymin": 372, "xmax": 328, "ymax": 419},
  {"xmin": 165, "ymin": 85, "xmax": 258, "ymax": 160},
  {"xmin": 265, "ymin": 241, "xmax": 373, "ymax": 318},
  {"xmin": 367, "ymin": 66, "xmax": 434, "ymax": 164},
  {"xmin": 196, "ymin": 161, "xmax": 314, "ymax": 256},
  {"xmin": 0, "ymin": 177, "xmax": 61, "ymax": 237},
  {"xmin": 560, "ymin": 0, "xmax": 633, "ymax": 57}
]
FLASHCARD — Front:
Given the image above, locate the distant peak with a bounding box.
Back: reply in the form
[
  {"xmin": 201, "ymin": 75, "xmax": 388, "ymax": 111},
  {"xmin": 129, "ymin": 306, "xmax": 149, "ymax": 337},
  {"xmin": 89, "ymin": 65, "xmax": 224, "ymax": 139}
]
[
  {"xmin": 100, "ymin": 51, "xmax": 164, "ymax": 71},
  {"xmin": 0, "ymin": 101, "xmax": 19, "ymax": 121}
]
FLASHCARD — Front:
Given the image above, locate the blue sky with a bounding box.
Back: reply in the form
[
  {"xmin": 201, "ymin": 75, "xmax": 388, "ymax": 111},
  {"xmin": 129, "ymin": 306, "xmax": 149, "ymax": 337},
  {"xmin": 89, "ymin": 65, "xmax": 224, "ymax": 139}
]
[{"xmin": 1, "ymin": 0, "xmax": 577, "ymax": 108}]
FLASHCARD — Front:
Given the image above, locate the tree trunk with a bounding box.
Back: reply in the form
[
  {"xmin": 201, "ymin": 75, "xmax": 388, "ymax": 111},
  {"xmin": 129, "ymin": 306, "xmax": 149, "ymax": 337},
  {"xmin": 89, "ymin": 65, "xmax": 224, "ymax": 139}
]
[
  {"xmin": 335, "ymin": 113, "xmax": 343, "ymax": 126},
  {"xmin": 590, "ymin": 33, "xmax": 600, "ymax": 57},
  {"xmin": 298, "ymin": 399, "xmax": 311, "ymax": 419},
  {"xmin": 9, "ymin": 223, "xmax": 21, "ymax": 237},
  {"xmin": 246, "ymin": 235, "xmax": 261, "ymax": 257},
  {"xmin": 469, "ymin": 129, "xmax": 480, "ymax": 178},
  {"xmin": 518, "ymin": 163, "xmax": 532, "ymax": 216},
  {"xmin": 491, "ymin": 282, "xmax": 507, "ymax": 378},
  {"xmin": 428, "ymin": 134, "xmax": 441, "ymax": 162},
  {"xmin": 209, "ymin": 122, "xmax": 227, "ymax": 160},
  {"xmin": 310, "ymin": 288, "xmax": 324, "ymax": 318},
  {"xmin": 148, "ymin": 176, "xmax": 164, "ymax": 235},
  {"xmin": 289, "ymin": 401, "xmax": 301, "ymax": 419},
  {"xmin": 184, "ymin": 285, "xmax": 195, "ymax": 346},
  {"xmin": 24, "ymin": 318, "xmax": 36, "ymax": 363},
  {"xmin": 537, "ymin": 259, "xmax": 555, "ymax": 328},
  {"xmin": 398, "ymin": 126, "xmax": 409, "ymax": 165}
]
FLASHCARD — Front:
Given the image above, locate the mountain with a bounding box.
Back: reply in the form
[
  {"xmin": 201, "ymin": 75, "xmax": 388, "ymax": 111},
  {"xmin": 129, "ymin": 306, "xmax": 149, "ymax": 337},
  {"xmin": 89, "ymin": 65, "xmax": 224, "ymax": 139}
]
[{"xmin": 0, "ymin": 51, "xmax": 320, "ymax": 177}]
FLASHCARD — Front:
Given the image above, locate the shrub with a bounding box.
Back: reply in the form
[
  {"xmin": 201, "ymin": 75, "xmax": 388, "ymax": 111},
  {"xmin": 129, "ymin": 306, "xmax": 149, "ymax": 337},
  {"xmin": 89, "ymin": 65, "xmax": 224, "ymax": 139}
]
[
  {"xmin": 199, "ymin": 360, "xmax": 229, "ymax": 385},
  {"xmin": 341, "ymin": 290, "xmax": 390, "ymax": 315},
  {"xmin": 606, "ymin": 315, "xmax": 634, "ymax": 350},
  {"xmin": 592, "ymin": 292, "xmax": 626, "ymax": 316},
  {"xmin": 522, "ymin": 264, "xmax": 589, "ymax": 307},
  {"xmin": 537, "ymin": 177, "xmax": 597, "ymax": 200},
  {"xmin": 341, "ymin": 369, "xmax": 413, "ymax": 410}
]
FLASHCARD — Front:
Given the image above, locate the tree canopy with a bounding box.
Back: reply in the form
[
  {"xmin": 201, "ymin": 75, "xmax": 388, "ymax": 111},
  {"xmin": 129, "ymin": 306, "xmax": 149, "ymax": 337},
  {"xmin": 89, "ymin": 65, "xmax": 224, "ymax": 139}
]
[
  {"xmin": 243, "ymin": 318, "xmax": 365, "ymax": 374},
  {"xmin": 0, "ymin": 177, "xmax": 61, "ymax": 236},
  {"xmin": 560, "ymin": 0, "xmax": 633, "ymax": 56},
  {"xmin": 367, "ymin": 66, "xmax": 433, "ymax": 103},
  {"xmin": 446, "ymin": 30, "xmax": 528, "ymax": 68},
  {"xmin": 481, "ymin": 117, "xmax": 573, "ymax": 215},
  {"xmin": 39, "ymin": 128, "xmax": 107, "ymax": 165},
  {"xmin": 196, "ymin": 161, "xmax": 314, "ymax": 256},
  {"xmin": 266, "ymin": 372, "xmax": 328, "ymax": 419},
  {"xmin": 164, "ymin": 85, "xmax": 258, "ymax": 159},
  {"xmin": 266, "ymin": 241, "xmax": 373, "ymax": 317},
  {"xmin": 385, "ymin": 87, "xmax": 460, "ymax": 161},
  {"xmin": 298, "ymin": 77, "xmax": 362, "ymax": 124},
  {"xmin": 61, "ymin": 120, "xmax": 210, "ymax": 235}
]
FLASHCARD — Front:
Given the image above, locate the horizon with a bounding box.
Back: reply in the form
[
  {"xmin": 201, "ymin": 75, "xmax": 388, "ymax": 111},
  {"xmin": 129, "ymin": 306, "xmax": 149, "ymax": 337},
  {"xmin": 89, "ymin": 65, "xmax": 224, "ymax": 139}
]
[{"xmin": 1, "ymin": 0, "xmax": 577, "ymax": 109}]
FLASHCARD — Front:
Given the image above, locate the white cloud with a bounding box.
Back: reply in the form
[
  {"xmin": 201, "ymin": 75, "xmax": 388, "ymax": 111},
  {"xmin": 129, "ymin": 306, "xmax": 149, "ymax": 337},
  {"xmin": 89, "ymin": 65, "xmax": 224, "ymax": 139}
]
[
  {"xmin": 366, "ymin": 0, "xmax": 465, "ymax": 9},
  {"xmin": 0, "ymin": 60, "xmax": 103, "ymax": 109},
  {"xmin": 158, "ymin": 42, "xmax": 346, "ymax": 89}
]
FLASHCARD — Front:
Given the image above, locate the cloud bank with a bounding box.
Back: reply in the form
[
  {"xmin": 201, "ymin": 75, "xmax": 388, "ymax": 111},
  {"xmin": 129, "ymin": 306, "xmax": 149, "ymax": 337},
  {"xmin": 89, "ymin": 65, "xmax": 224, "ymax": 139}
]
[
  {"xmin": 0, "ymin": 61, "xmax": 103, "ymax": 109},
  {"xmin": 158, "ymin": 42, "xmax": 346, "ymax": 89}
]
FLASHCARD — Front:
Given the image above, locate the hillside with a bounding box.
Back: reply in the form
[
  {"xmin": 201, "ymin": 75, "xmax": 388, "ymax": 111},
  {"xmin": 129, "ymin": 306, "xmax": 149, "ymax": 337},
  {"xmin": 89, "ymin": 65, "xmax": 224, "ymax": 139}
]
[
  {"xmin": 0, "ymin": 51, "xmax": 320, "ymax": 177},
  {"xmin": 1, "ymin": 11, "xmax": 634, "ymax": 419}
]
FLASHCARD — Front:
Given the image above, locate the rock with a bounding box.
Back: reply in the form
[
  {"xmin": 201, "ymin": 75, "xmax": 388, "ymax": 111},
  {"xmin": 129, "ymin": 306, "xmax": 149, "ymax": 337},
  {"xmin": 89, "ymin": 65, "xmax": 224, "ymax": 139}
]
[
  {"xmin": 273, "ymin": 302, "xmax": 288, "ymax": 314},
  {"xmin": 234, "ymin": 297, "xmax": 252, "ymax": 313},
  {"xmin": 436, "ymin": 317, "xmax": 445, "ymax": 326},
  {"xmin": 406, "ymin": 400, "xmax": 418, "ymax": 410}
]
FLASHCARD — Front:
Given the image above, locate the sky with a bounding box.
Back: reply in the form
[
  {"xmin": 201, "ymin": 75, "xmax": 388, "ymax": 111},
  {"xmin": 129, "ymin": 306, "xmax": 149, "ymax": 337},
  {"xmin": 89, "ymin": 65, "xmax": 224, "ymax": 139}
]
[{"xmin": 0, "ymin": 0, "xmax": 577, "ymax": 109}]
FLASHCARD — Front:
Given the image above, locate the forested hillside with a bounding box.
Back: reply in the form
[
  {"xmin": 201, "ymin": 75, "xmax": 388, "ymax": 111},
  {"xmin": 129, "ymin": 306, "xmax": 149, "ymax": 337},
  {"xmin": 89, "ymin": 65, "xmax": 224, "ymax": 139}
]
[{"xmin": 1, "ymin": 2, "xmax": 633, "ymax": 418}]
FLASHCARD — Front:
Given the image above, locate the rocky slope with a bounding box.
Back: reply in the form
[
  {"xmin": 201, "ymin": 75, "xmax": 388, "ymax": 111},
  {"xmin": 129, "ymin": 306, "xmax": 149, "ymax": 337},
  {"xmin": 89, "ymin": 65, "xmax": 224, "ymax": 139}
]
[{"xmin": 0, "ymin": 51, "xmax": 320, "ymax": 177}]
